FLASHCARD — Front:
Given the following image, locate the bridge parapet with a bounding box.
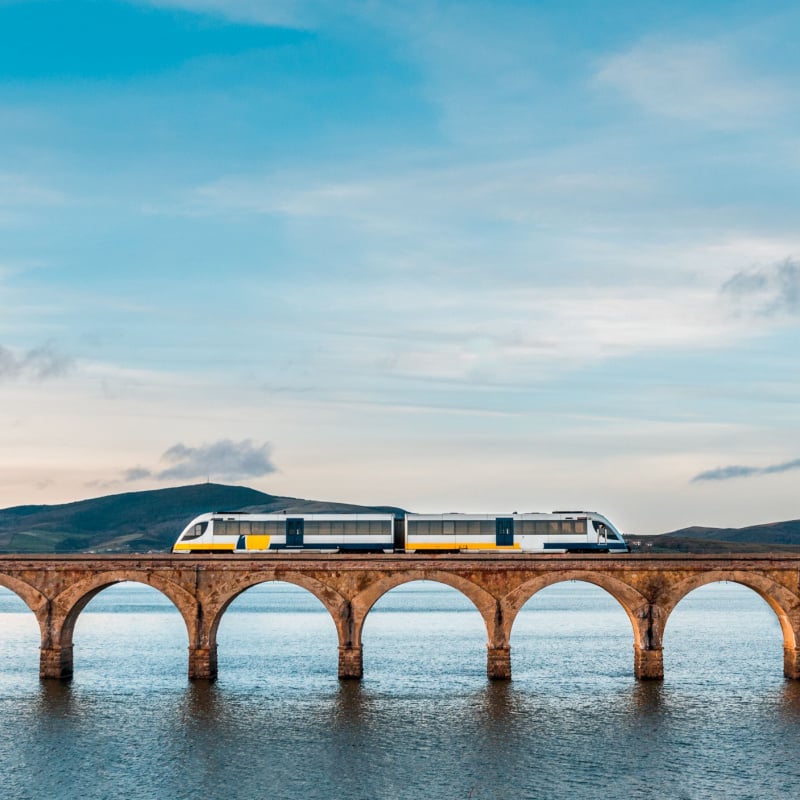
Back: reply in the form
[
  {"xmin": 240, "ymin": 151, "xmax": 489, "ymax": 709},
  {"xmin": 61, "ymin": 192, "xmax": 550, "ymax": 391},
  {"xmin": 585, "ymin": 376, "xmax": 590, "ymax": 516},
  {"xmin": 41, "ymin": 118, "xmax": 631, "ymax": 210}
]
[{"xmin": 0, "ymin": 553, "xmax": 798, "ymax": 682}]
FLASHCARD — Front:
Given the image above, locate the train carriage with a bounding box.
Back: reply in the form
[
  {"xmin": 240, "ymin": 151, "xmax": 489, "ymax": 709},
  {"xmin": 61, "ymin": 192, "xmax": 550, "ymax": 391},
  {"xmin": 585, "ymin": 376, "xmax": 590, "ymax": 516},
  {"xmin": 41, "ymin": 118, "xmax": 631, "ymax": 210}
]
[
  {"xmin": 404, "ymin": 511, "xmax": 628, "ymax": 553},
  {"xmin": 172, "ymin": 512, "xmax": 396, "ymax": 553}
]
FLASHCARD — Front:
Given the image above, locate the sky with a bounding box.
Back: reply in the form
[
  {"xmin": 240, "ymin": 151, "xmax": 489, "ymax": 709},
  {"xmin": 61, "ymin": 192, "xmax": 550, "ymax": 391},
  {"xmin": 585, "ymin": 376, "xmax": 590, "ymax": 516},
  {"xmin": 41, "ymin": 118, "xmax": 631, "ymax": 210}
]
[{"xmin": 1, "ymin": 0, "xmax": 799, "ymax": 532}]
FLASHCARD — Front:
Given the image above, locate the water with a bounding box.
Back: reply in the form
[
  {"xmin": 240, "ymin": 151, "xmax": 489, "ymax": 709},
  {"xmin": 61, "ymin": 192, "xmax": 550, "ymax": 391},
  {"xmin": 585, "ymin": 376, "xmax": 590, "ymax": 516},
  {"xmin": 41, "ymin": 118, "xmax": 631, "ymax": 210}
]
[{"xmin": 1, "ymin": 580, "xmax": 799, "ymax": 799}]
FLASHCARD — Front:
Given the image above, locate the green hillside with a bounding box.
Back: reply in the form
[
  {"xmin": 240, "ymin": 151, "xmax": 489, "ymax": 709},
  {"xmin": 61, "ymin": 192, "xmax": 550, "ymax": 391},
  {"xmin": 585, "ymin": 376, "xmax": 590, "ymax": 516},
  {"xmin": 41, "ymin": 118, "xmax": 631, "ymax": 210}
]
[
  {"xmin": 662, "ymin": 520, "xmax": 800, "ymax": 546},
  {"xmin": 0, "ymin": 483, "xmax": 403, "ymax": 554},
  {"xmin": 628, "ymin": 519, "xmax": 800, "ymax": 554}
]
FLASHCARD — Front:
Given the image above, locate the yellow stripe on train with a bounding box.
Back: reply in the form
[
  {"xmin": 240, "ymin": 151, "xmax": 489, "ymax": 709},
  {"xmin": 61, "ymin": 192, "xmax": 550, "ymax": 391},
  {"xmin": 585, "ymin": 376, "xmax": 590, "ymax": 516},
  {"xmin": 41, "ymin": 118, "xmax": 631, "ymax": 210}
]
[
  {"xmin": 172, "ymin": 542, "xmax": 236, "ymax": 551},
  {"xmin": 407, "ymin": 542, "xmax": 521, "ymax": 550}
]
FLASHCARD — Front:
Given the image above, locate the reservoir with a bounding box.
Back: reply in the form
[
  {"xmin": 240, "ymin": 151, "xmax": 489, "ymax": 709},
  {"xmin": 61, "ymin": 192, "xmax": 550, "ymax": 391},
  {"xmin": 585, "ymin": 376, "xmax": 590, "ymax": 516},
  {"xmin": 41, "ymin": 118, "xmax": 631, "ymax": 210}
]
[{"xmin": 1, "ymin": 580, "xmax": 799, "ymax": 799}]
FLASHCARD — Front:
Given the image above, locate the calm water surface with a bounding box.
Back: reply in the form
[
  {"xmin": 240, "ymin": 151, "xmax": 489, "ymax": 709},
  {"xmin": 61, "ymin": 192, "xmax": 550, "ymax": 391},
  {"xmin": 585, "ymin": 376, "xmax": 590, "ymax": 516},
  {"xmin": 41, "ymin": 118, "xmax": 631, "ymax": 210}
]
[{"xmin": 1, "ymin": 580, "xmax": 799, "ymax": 799}]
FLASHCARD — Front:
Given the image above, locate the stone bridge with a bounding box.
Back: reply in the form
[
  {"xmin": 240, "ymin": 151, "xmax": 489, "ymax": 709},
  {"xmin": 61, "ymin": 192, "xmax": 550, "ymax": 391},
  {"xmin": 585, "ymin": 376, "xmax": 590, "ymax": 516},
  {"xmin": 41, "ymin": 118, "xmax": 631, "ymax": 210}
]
[{"xmin": 0, "ymin": 553, "xmax": 799, "ymax": 682}]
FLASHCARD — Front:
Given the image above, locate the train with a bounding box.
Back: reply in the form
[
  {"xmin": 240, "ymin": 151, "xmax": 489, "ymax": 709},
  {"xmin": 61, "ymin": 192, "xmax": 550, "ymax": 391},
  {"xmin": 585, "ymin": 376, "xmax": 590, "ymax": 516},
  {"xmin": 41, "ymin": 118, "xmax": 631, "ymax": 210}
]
[{"xmin": 172, "ymin": 510, "xmax": 629, "ymax": 554}]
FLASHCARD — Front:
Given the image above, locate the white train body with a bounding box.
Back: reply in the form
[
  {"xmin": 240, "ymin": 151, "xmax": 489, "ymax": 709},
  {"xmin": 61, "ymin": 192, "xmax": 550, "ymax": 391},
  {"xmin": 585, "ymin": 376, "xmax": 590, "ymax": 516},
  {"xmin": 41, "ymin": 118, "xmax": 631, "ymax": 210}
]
[
  {"xmin": 404, "ymin": 512, "xmax": 627, "ymax": 553},
  {"xmin": 173, "ymin": 510, "xmax": 628, "ymax": 554},
  {"xmin": 172, "ymin": 512, "xmax": 395, "ymax": 554}
]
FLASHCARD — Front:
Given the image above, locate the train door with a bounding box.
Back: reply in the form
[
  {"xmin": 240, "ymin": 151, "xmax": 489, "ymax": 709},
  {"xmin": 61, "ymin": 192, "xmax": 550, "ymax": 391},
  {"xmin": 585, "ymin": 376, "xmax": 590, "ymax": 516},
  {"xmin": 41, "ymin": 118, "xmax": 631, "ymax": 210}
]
[
  {"xmin": 394, "ymin": 517, "xmax": 406, "ymax": 552},
  {"xmin": 596, "ymin": 522, "xmax": 608, "ymax": 547},
  {"xmin": 286, "ymin": 518, "xmax": 304, "ymax": 547},
  {"xmin": 496, "ymin": 517, "xmax": 514, "ymax": 547}
]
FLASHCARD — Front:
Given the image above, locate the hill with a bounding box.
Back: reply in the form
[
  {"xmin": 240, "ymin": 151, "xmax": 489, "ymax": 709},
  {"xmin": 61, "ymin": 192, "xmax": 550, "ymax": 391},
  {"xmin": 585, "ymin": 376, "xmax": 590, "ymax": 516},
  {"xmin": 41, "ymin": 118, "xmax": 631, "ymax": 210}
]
[
  {"xmin": 628, "ymin": 519, "xmax": 800, "ymax": 554},
  {"xmin": 0, "ymin": 483, "xmax": 404, "ymax": 554},
  {"xmin": 663, "ymin": 519, "xmax": 800, "ymax": 546}
]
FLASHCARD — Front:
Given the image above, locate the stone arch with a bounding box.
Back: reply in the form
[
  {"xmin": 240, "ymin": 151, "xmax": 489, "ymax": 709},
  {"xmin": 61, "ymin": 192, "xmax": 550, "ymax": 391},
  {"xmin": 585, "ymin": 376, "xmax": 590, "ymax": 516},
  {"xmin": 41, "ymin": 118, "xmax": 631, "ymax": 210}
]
[
  {"xmin": 0, "ymin": 572, "xmax": 50, "ymax": 645},
  {"xmin": 51, "ymin": 571, "xmax": 198, "ymax": 650},
  {"xmin": 0, "ymin": 572, "xmax": 49, "ymax": 616},
  {"xmin": 502, "ymin": 570, "xmax": 650, "ymax": 648},
  {"xmin": 350, "ymin": 571, "xmax": 500, "ymax": 648},
  {"xmin": 657, "ymin": 569, "xmax": 800, "ymax": 652},
  {"xmin": 202, "ymin": 571, "xmax": 348, "ymax": 650}
]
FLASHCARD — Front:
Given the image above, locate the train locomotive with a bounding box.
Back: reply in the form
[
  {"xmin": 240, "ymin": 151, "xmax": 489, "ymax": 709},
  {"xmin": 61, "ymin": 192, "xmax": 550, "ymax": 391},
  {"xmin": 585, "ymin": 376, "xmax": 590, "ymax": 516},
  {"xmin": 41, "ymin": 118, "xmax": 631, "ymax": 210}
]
[{"xmin": 172, "ymin": 510, "xmax": 629, "ymax": 554}]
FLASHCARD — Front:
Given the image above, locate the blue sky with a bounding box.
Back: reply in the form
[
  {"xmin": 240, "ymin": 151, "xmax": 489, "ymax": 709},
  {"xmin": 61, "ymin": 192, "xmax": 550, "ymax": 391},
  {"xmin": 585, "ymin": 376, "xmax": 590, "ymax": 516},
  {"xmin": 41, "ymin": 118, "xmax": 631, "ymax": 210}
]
[{"xmin": 1, "ymin": 0, "xmax": 799, "ymax": 531}]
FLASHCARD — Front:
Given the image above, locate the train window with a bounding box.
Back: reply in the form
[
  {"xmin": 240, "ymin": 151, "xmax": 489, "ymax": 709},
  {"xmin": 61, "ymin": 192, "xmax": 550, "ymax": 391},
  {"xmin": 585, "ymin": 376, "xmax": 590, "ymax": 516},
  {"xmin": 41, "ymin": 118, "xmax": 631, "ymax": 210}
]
[
  {"xmin": 516, "ymin": 520, "xmax": 534, "ymax": 536},
  {"xmin": 454, "ymin": 520, "xmax": 479, "ymax": 536},
  {"xmin": 410, "ymin": 520, "xmax": 443, "ymax": 536},
  {"xmin": 214, "ymin": 521, "xmax": 239, "ymax": 536},
  {"xmin": 574, "ymin": 519, "xmax": 587, "ymax": 534},
  {"xmin": 183, "ymin": 522, "xmax": 208, "ymax": 540},
  {"xmin": 369, "ymin": 521, "xmax": 387, "ymax": 535},
  {"xmin": 342, "ymin": 521, "xmax": 362, "ymax": 536}
]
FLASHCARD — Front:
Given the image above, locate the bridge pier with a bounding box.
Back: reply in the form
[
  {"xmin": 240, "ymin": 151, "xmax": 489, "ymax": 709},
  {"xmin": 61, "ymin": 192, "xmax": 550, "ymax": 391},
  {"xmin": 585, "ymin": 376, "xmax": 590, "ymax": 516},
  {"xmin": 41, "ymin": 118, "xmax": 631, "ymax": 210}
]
[
  {"xmin": 633, "ymin": 645, "xmax": 664, "ymax": 680},
  {"xmin": 487, "ymin": 645, "xmax": 511, "ymax": 680},
  {"xmin": 784, "ymin": 647, "xmax": 800, "ymax": 679},
  {"xmin": 189, "ymin": 645, "xmax": 218, "ymax": 681},
  {"xmin": 40, "ymin": 645, "xmax": 73, "ymax": 680},
  {"xmin": 338, "ymin": 645, "xmax": 363, "ymax": 679}
]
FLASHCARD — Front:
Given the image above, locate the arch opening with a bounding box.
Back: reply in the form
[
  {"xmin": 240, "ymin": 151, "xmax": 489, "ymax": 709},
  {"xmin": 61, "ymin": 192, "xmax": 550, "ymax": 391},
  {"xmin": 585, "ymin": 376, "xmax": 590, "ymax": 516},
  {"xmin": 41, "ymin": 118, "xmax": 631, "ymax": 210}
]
[
  {"xmin": 510, "ymin": 580, "xmax": 634, "ymax": 686},
  {"xmin": 361, "ymin": 579, "xmax": 488, "ymax": 689},
  {"xmin": 0, "ymin": 586, "xmax": 40, "ymax": 686},
  {"xmin": 71, "ymin": 581, "xmax": 188, "ymax": 687},
  {"xmin": 663, "ymin": 580, "xmax": 785, "ymax": 686},
  {"xmin": 215, "ymin": 580, "xmax": 339, "ymax": 691}
]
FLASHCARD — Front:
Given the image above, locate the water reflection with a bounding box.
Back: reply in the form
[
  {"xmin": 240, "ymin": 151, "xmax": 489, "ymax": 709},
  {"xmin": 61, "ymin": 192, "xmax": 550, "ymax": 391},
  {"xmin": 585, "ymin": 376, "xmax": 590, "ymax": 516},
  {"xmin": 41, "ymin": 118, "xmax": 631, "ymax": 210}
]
[
  {"xmin": 330, "ymin": 678, "xmax": 370, "ymax": 726},
  {"xmin": 629, "ymin": 680, "xmax": 666, "ymax": 714},
  {"xmin": 778, "ymin": 679, "xmax": 800, "ymax": 718},
  {"xmin": 182, "ymin": 679, "xmax": 221, "ymax": 719},
  {"xmin": 35, "ymin": 680, "xmax": 78, "ymax": 718}
]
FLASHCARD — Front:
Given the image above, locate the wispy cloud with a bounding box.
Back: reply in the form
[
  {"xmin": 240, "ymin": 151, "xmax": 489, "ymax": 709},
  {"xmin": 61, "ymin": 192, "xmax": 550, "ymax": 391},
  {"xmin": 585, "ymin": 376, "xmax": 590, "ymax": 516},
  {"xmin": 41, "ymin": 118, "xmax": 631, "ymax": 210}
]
[
  {"xmin": 595, "ymin": 40, "xmax": 790, "ymax": 127},
  {"xmin": 692, "ymin": 458, "xmax": 800, "ymax": 482},
  {"xmin": 124, "ymin": 439, "xmax": 277, "ymax": 482},
  {"xmin": 722, "ymin": 258, "xmax": 800, "ymax": 316},
  {"xmin": 0, "ymin": 343, "xmax": 74, "ymax": 381}
]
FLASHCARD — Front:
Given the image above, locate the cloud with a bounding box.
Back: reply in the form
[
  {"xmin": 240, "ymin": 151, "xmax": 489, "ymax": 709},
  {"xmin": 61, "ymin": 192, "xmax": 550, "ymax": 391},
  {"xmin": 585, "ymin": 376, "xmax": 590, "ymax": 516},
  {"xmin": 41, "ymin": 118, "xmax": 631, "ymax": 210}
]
[
  {"xmin": 121, "ymin": 439, "xmax": 277, "ymax": 482},
  {"xmin": 722, "ymin": 258, "xmax": 800, "ymax": 316},
  {"xmin": 123, "ymin": 467, "xmax": 153, "ymax": 482},
  {"xmin": 691, "ymin": 458, "xmax": 800, "ymax": 482},
  {"xmin": 0, "ymin": 343, "xmax": 74, "ymax": 381},
  {"xmin": 594, "ymin": 40, "xmax": 789, "ymax": 128}
]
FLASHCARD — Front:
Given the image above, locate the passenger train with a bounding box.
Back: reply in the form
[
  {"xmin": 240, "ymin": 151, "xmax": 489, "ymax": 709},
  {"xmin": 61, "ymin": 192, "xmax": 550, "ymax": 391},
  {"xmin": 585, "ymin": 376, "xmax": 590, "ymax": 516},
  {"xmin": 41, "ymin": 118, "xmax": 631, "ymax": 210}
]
[{"xmin": 172, "ymin": 510, "xmax": 629, "ymax": 554}]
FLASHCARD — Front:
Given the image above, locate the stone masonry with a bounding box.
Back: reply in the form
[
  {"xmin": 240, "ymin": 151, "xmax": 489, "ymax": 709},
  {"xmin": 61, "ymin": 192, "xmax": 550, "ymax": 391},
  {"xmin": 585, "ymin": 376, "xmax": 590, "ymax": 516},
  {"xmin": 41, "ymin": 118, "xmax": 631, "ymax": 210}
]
[{"xmin": 0, "ymin": 553, "xmax": 798, "ymax": 682}]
